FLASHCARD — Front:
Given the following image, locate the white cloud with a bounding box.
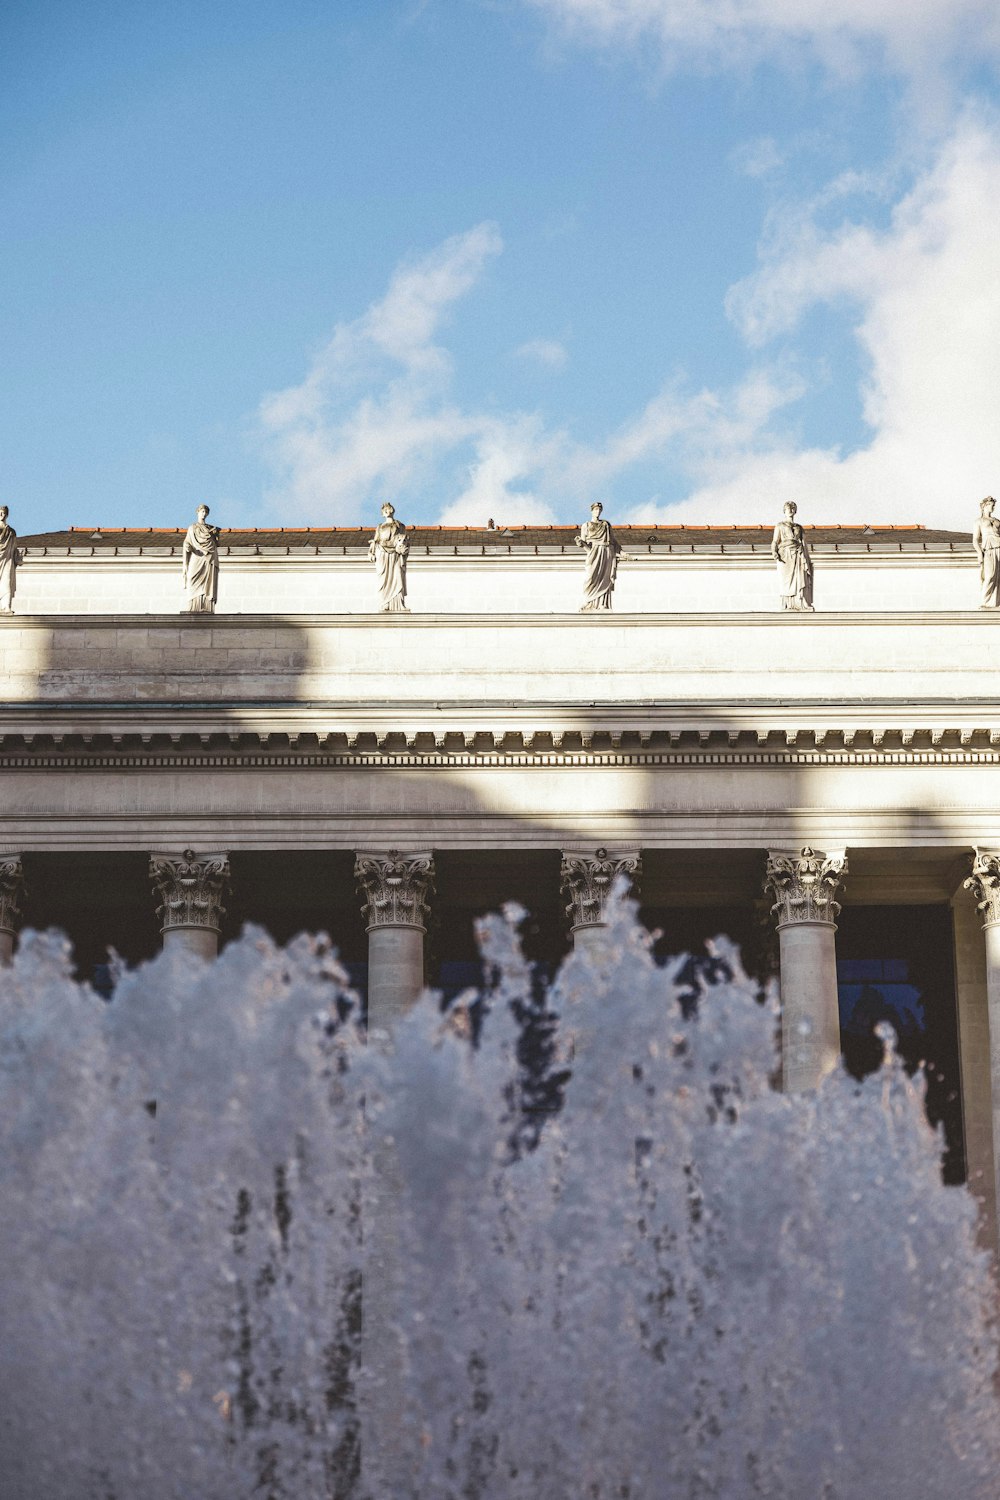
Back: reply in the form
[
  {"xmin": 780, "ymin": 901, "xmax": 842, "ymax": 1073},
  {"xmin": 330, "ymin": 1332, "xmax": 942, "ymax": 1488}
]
[
  {"xmin": 730, "ymin": 136, "xmax": 785, "ymax": 178},
  {"xmin": 634, "ymin": 116, "xmax": 1000, "ymax": 527},
  {"xmin": 258, "ymin": 118, "xmax": 1000, "ymax": 534},
  {"xmin": 515, "ymin": 337, "xmax": 570, "ymax": 369},
  {"xmin": 256, "ymin": 222, "xmax": 722, "ymax": 527},
  {"xmin": 257, "ymin": 224, "xmax": 504, "ymax": 521},
  {"xmin": 527, "ymin": 0, "xmax": 1000, "ymax": 82},
  {"xmin": 439, "ymin": 414, "xmax": 561, "ymax": 524}
]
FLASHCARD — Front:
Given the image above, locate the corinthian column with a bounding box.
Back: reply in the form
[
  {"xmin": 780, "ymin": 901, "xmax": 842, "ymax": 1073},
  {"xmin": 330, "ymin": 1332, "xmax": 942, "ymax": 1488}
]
[
  {"xmin": 149, "ymin": 849, "xmax": 230, "ymax": 960},
  {"xmin": 560, "ymin": 847, "xmax": 641, "ymax": 951},
  {"xmin": 354, "ymin": 849, "xmax": 435, "ymax": 1494},
  {"xmin": 355, "ymin": 851, "xmax": 434, "ymax": 1031},
  {"xmin": 765, "ymin": 846, "xmax": 847, "ymax": 1092},
  {"xmin": 0, "ymin": 855, "xmax": 24, "ymax": 966},
  {"xmin": 962, "ymin": 848, "xmax": 1000, "ymax": 1248}
]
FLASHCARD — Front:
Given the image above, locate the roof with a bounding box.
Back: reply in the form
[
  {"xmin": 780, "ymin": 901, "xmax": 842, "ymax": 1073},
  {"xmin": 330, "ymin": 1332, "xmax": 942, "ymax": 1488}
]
[{"xmin": 17, "ymin": 523, "xmax": 973, "ymax": 554}]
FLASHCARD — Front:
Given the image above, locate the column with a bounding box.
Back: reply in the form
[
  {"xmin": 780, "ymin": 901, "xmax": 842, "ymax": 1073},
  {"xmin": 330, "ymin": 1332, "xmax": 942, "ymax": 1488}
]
[
  {"xmin": 961, "ymin": 849, "xmax": 1000, "ymax": 1255},
  {"xmin": 0, "ymin": 855, "xmax": 24, "ymax": 966},
  {"xmin": 353, "ymin": 850, "xmax": 435, "ymax": 1494},
  {"xmin": 148, "ymin": 849, "xmax": 230, "ymax": 960},
  {"xmin": 355, "ymin": 851, "xmax": 434, "ymax": 1031},
  {"xmin": 950, "ymin": 875, "xmax": 997, "ymax": 1257},
  {"xmin": 764, "ymin": 846, "xmax": 848, "ymax": 1093},
  {"xmin": 560, "ymin": 847, "xmax": 641, "ymax": 952}
]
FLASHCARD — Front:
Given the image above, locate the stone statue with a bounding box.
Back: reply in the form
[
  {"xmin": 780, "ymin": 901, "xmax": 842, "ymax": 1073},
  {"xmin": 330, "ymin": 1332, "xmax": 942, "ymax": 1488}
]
[
  {"xmin": 182, "ymin": 504, "xmax": 220, "ymax": 614},
  {"xmin": 0, "ymin": 505, "xmax": 21, "ymax": 615},
  {"xmin": 771, "ymin": 501, "xmax": 814, "ymax": 612},
  {"xmin": 973, "ymin": 496, "xmax": 1000, "ymax": 608},
  {"xmin": 575, "ymin": 502, "xmax": 622, "ymax": 611},
  {"xmin": 369, "ymin": 502, "xmax": 410, "ymax": 613}
]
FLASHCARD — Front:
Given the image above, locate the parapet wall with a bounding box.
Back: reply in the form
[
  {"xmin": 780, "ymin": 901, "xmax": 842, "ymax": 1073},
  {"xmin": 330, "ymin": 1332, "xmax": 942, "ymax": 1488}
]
[{"xmin": 9, "ymin": 525, "xmax": 980, "ymax": 615}]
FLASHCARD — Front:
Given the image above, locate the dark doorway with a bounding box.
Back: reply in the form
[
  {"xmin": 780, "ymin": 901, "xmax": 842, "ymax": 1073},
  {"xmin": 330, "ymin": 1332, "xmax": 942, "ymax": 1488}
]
[
  {"xmin": 430, "ymin": 850, "xmax": 567, "ymax": 1004},
  {"xmin": 223, "ymin": 850, "xmax": 367, "ymax": 1005},
  {"xmin": 836, "ymin": 905, "xmax": 964, "ymax": 1184},
  {"xmin": 640, "ymin": 904, "xmax": 775, "ymax": 1015},
  {"xmin": 20, "ymin": 851, "xmax": 158, "ymax": 993}
]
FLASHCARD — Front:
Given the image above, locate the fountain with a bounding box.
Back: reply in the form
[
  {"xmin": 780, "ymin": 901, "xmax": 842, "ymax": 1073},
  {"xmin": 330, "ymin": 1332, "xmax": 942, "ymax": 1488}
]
[{"xmin": 0, "ymin": 893, "xmax": 997, "ymax": 1498}]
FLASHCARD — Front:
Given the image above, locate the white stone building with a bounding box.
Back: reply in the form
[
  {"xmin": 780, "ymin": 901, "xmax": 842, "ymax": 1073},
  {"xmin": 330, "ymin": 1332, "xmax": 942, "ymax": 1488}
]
[{"xmin": 2, "ymin": 521, "xmax": 1000, "ymax": 1252}]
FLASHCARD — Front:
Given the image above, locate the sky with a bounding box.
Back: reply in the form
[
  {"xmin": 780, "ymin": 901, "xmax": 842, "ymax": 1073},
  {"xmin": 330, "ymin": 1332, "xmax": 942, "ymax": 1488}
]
[{"xmin": 2, "ymin": 0, "xmax": 999, "ymax": 534}]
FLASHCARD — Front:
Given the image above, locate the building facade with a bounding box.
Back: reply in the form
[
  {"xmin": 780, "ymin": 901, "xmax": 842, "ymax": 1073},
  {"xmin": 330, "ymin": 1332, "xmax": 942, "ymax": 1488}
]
[{"xmin": 2, "ymin": 522, "xmax": 999, "ymax": 1253}]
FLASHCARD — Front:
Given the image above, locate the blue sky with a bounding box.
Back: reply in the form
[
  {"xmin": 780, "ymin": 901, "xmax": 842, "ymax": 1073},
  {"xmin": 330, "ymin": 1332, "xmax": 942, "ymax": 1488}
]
[{"xmin": 2, "ymin": 0, "xmax": 999, "ymax": 533}]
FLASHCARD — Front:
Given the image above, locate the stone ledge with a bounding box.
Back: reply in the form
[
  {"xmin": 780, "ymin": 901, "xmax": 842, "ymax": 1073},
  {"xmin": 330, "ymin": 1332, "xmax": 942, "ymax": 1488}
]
[{"xmin": 0, "ymin": 608, "xmax": 995, "ymax": 627}]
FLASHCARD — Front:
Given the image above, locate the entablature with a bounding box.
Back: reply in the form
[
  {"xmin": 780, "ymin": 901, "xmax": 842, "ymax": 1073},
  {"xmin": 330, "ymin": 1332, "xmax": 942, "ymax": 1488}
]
[
  {"xmin": 1, "ymin": 719, "xmax": 1000, "ymax": 769},
  {"xmin": 2, "ymin": 612, "xmax": 1000, "ymax": 707}
]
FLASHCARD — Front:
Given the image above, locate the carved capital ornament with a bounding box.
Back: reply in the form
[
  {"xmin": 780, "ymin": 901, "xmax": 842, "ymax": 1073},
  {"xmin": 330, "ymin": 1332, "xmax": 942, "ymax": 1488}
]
[
  {"xmin": 149, "ymin": 849, "xmax": 230, "ymax": 935},
  {"xmin": 764, "ymin": 846, "xmax": 847, "ymax": 928},
  {"xmin": 964, "ymin": 848, "xmax": 1000, "ymax": 929},
  {"xmin": 560, "ymin": 847, "xmax": 641, "ymax": 931},
  {"xmin": 355, "ymin": 851, "xmax": 434, "ymax": 931},
  {"xmin": 0, "ymin": 855, "xmax": 25, "ymax": 936}
]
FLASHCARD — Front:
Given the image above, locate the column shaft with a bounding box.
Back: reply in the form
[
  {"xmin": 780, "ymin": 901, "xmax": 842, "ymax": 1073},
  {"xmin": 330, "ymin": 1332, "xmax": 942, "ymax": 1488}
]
[
  {"xmin": 765, "ymin": 847, "xmax": 848, "ymax": 1093},
  {"xmin": 162, "ymin": 926, "xmax": 220, "ymax": 961},
  {"xmin": 355, "ymin": 851, "xmax": 434, "ymax": 1033},
  {"xmin": 963, "ymin": 849, "xmax": 1000, "ymax": 1259},
  {"xmin": 951, "ymin": 892, "xmax": 997, "ymax": 1254},
  {"xmin": 366, "ymin": 925, "xmax": 425, "ymax": 1026},
  {"xmin": 353, "ymin": 850, "xmax": 435, "ymax": 1494},
  {"xmin": 984, "ymin": 921, "xmax": 1000, "ymax": 1247},
  {"xmin": 572, "ymin": 923, "xmax": 613, "ymax": 956},
  {"xmin": 776, "ymin": 920, "xmax": 841, "ymax": 1093}
]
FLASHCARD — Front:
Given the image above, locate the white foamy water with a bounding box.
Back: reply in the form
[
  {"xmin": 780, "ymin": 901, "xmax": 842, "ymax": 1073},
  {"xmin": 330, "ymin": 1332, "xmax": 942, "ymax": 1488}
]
[{"xmin": 1, "ymin": 895, "xmax": 997, "ymax": 1498}]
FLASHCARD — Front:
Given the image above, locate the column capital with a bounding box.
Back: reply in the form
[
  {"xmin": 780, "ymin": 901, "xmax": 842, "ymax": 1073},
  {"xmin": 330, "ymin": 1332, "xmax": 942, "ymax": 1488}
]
[
  {"xmin": 355, "ymin": 850, "xmax": 434, "ymax": 932},
  {"xmin": 764, "ymin": 846, "xmax": 847, "ymax": 929},
  {"xmin": 560, "ymin": 847, "xmax": 641, "ymax": 932},
  {"xmin": 0, "ymin": 855, "xmax": 24, "ymax": 936},
  {"xmin": 149, "ymin": 849, "xmax": 230, "ymax": 936},
  {"xmin": 964, "ymin": 848, "xmax": 1000, "ymax": 929}
]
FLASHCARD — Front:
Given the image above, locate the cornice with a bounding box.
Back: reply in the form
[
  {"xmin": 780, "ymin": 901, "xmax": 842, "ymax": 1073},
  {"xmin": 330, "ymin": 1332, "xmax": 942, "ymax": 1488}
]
[
  {"xmin": 2, "ymin": 726, "xmax": 1000, "ymax": 770},
  {"xmin": 13, "ymin": 550, "xmax": 976, "ymax": 570},
  {"xmin": 0, "ymin": 609, "xmax": 996, "ymax": 629},
  {"xmin": 3, "ymin": 704, "xmax": 1000, "ymax": 754}
]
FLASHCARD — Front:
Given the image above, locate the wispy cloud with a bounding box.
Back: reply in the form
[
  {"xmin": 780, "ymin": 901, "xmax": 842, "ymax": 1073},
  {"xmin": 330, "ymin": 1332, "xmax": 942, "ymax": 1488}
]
[
  {"xmin": 526, "ymin": 0, "xmax": 1000, "ymax": 84},
  {"xmin": 729, "ymin": 136, "xmax": 785, "ymax": 179},
  {"xmin": 635, "ymin": 115, "xmax": 1000, "ymax": 526},
  {"xmin": 515, "ymin": 337, "xmax": 570, "ymax": 370},
  {"xmin": 258, "ymin": 112, "xmax": 1000, "ymax": 533},
  {"xmin": 257, "ymin": 223, "xmax": 504, "ymax": 520},
  {"xmin": 255, "ymin": 223, "xmax": 726, "ymax": 526}
]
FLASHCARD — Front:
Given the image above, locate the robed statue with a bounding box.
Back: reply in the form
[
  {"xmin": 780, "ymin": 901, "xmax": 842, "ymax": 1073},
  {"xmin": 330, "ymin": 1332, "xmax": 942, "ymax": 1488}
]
[
  {"xmin": 771, "ymin": 501, "xmax": 814, "ymax": 611},
  {"xmin": 0, "ymin": 505, "xmax": 20, "ymax": 615},
  {"xmin": 575, "ymin": 502, "xmax": 622, "ymax": 611},
  {"xmin": 973, "ymin": 496, "xmax": 1000, "ymax": 608},
  {"xmin": 369, "ymin": 502, "xmax": 410, "ymax": 613},
  {"xmin": 182, "ymin": 504, "xmax": 221, "ymax": 614}
]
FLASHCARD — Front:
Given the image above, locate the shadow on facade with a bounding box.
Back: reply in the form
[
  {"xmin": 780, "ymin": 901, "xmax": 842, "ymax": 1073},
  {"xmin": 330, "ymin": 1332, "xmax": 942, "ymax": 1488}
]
[{"xmin": 0, "ymin": 619, "xmax": 976, "ymax": 1188}]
